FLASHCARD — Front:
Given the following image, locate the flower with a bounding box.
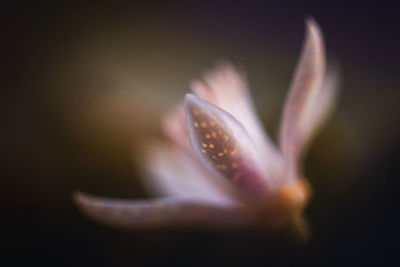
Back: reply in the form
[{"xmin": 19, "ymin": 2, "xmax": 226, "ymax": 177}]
[{"xmin": 74, "ymin": 18, "xmax": 338, "ymax": 235}]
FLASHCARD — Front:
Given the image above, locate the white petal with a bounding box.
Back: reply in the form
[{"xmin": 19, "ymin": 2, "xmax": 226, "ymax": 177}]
[
  {"xmin": 184, "ymin": 94, "xmax": 278, "ymax": 199},
  {"xmin": 74, "ymin": 192, "xmax": 252, "ymax": 228},
  {"xmin": 191, "ymin": 62, "xmax": 282, "ymax": 171},
  {"xmin": 142, "ymin": 141, "xmax": 237, "ymax": 205},
  {"xmin": 279, "ymin": 18, "xmax": 326, "ymax": 179}
]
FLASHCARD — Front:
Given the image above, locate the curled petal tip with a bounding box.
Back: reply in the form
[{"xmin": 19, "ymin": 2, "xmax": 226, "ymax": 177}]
[
  {"xmin": 305, "ymin": 17, "xmax": 324, "ymax": 46},
  {"xmin": 72, "ymin": 191, "xmax": 86, "ymax": 205},
  {"xmin": 305, "ymin": 16, "xmax": 319, "ymax": 28},
  {"xmin": 73, "ymin": 191, "xmax": 103, "ymax": 213},
  {"xmin": 183, "ymin": 93, "xmax": 197, "ymax": 106},
  {"xmin": 305, "ymin": 16, "xmax": 317, "ymax": 26},
  {"xmin": 279, "ymin": 16, "xmax": 326, "ymax": 171}
]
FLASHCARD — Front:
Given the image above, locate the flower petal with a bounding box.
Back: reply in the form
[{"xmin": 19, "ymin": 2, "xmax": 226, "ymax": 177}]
[
  {"xmin": 143, "ymin": 141, "xmax": 238, "ymax": 205},
  {"xmin": 161, "ymin": 104, "xmax": 192, "ymax": 155},
  {"xmin": 279, "ymin": 18, "xmax": 326, "ymax": 179},
  {"xmin": 191, "ymin": 62, "xmax": 282, "ymax": 172},
  {"xmin": 300, "ymin": 66, "xmax": 340, "ymax": 150},
  {"xmin": 73, "ymin": 192, "xmax": 251, "ymax": 228},
  {"xmin": 184, "ymin": 94, "xmax": 277, "ymax": 200}
]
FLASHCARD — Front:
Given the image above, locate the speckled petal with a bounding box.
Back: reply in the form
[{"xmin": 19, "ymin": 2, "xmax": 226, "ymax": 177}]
[
  {"xmin": 184, "ymin": 94, "xmax": 275, "ymax": 199},
  {"xmin": 143, "ymin": 141, "xmax": 238, "ymax": 205},
  {"xmin": 191, "ymin": 62, "xmax": 282, "ymax": 175}
]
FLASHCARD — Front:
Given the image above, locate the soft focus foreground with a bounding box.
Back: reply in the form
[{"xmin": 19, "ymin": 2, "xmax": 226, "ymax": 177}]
[
  {"xmin": 2, "ymin": 1, "xmax": 400, "ymax": 266},
  {"xmin": 74, "ymin": 19, "xmax": 331, "ymax": 236}
]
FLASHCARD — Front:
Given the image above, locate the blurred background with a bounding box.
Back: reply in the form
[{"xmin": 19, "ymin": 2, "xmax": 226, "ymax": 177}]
[{"xmin": 2, "ymin": 0, "xmax": 399, "ymax": 266}]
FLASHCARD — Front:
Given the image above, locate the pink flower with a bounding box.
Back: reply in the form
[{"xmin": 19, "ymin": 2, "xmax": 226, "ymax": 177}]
[{"xmin": 74, "ymin": 18, "xmax": 338, "ymax": 235}]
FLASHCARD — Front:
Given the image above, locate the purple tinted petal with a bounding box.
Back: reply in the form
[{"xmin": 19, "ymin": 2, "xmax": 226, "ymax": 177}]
[
  {"xmin": 279, "ymin": 18, "xmax": 326, "ymax": 179},
  {"xmin": 143, "ymin": 142, "xmax": 238, "ymax": 205},
  {"xmin": 73, "ymin": 192, "xmax": 251, "ymax": 228},
  {"xmin": 184, "ymin": 94, "xmax": 274, "ymax": 200},
  {"xmin": 301, "ymin": 66, "xmax": 340, "ymax": 150},
  {"xmin": 190, "ymin": 63, "xmax": 282, "ymax": 173}
]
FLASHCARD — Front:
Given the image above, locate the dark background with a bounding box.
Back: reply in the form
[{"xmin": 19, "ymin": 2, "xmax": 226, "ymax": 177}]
[{"xmin": 2, "ymin": 1, "xmax": 399, "ymax": 266}]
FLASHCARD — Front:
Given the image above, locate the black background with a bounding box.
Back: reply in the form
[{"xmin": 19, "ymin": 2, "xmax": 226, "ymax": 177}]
[{"xmin": 2, "ymin": 1, "xmax": 400, "ymax": 266}]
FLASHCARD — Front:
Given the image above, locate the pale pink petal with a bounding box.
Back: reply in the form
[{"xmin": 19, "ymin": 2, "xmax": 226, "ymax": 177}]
[
  {"xmin": 191, "ymin": 62, "xmax": 282, "ymax": 172},
  {"xmin": 279, "ymin": 18, "xmax": 326, "ymax": 180},
  {"xmin": 161, "ymin": 104, "xmax": 192, "ymax": 155},
  {"xmin": 73, "ymin": 192, "xmax": 252, "ymax": 228},
  {"xmin": 184, "ymin": 94, "xmax": 279, "ymax": 200},
  {"xmin": 300, "ymin": 66, "xmax": 340, "ymax": 150},
  {"xmin": 143, "ymin": 141, "xmax": 238, "ymax": 205}
]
